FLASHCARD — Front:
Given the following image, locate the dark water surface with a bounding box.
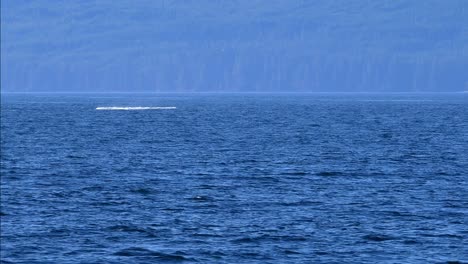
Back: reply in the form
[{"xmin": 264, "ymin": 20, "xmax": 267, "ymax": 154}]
[{"xmin": 1, "ymin": 93, "xmax": 467, "ymax": 263}]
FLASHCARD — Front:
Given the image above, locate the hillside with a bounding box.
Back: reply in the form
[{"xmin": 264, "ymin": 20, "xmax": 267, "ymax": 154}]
[{"xmin": 1, "ymin": 0, "xmax": 467, "ymax": 92}]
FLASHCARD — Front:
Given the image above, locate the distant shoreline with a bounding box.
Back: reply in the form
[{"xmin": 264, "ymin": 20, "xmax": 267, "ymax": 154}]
[{"xmin": 1, "ymin": 91, "xmax": 467, "ymax": 95}]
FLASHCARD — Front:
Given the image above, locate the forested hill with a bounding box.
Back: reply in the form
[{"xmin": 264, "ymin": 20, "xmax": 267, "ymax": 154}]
[{"xmin": 2, "ymin": 0, "xmax": 467, "ymax": 92}]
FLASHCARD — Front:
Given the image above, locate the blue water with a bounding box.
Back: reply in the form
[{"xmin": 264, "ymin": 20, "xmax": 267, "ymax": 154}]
[{"xmin": 1, "ymin": 93, "xmax": 467, "ymax": 263}]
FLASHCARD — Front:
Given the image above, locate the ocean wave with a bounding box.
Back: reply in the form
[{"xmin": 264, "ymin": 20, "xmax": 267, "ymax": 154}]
[
  {"xmin": 95, "ymin": 106, "xmax": 176, "ymax": 110},
  {"xmin": 113, "ymin": 247, "xmax": 189, "ymax": 260}
]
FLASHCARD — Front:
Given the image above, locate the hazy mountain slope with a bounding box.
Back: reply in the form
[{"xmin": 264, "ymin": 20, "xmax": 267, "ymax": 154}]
[{"xmin": 2, "ymin": 0, "xmax": 467, "ymax": 92}]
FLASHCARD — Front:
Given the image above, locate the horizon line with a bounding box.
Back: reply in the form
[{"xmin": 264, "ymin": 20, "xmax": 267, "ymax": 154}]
[{"xmin": 1, "ymin": 91, "xmax": 467, "ymax": 95}]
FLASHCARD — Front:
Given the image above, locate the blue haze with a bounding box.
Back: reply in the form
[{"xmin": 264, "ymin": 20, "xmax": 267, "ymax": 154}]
[{"xmin": 1, "ymin": 0, "xmax": 468, "ymax": 92}]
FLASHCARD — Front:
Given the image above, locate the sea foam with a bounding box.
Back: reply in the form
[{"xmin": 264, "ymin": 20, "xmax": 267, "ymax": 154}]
[{"xmin": 96, "ymin": 107, "xmax": 176, "ymax": 110}]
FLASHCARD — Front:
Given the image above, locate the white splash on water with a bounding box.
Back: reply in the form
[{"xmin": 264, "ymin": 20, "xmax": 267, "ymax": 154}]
[{"xmin": 96, "ymin": 106, "xmax": 176, "ymax": 110}]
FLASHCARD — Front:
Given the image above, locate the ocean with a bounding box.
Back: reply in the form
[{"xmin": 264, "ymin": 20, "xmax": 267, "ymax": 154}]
[{"xmin": 1, "ymin": 93, "xmax": 467, "ymax": 263}]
